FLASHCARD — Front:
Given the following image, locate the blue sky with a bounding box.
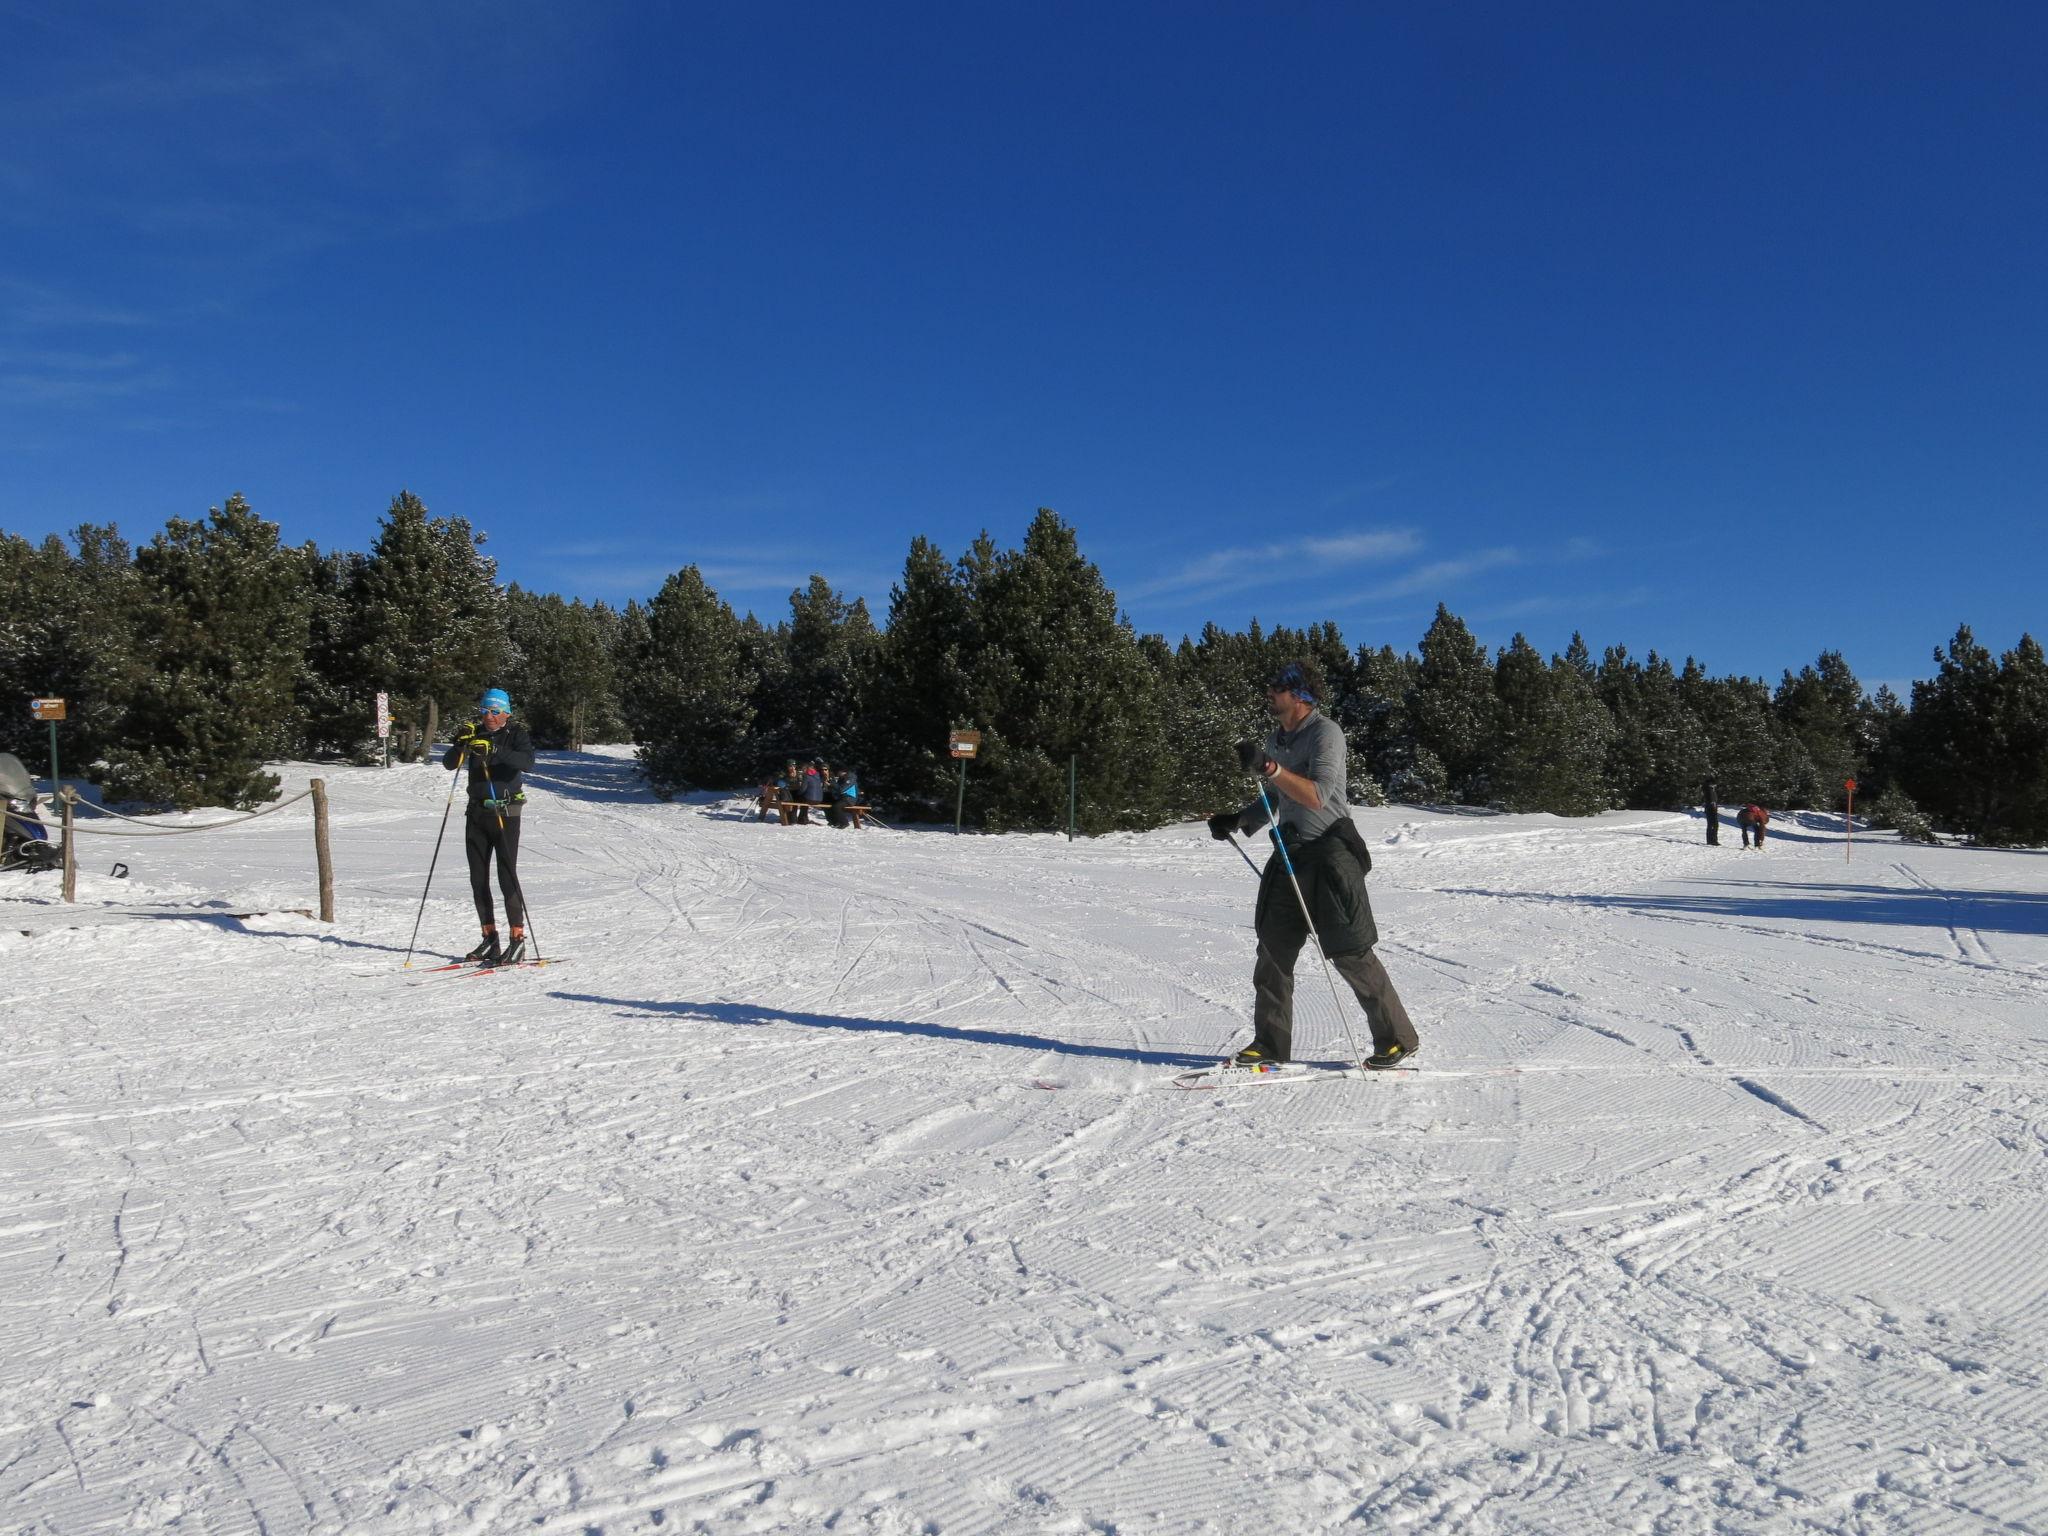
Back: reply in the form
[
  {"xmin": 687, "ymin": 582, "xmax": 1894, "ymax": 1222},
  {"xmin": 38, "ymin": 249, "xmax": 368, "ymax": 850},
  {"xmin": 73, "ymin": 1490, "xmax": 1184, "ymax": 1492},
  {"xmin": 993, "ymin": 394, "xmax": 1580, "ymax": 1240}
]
[{"xmin": 3, "ymin": 2, "xmax": 2042, "ymax": 690}]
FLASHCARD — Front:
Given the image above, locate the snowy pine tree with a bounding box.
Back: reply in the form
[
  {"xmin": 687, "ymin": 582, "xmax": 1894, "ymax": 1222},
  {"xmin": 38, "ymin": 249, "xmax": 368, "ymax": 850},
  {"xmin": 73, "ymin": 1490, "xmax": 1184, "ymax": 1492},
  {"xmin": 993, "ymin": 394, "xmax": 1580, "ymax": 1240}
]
[
  {"xmin": 504, "ymin": 587, "xmax": 625, "ymax": 748},
  {"xmin": 1409, "ymin": 605, "xmax": 1497, "ymax": 803},
  {"xmin": 356, "ymin": 491, "xmax": 508, "ymax": 756},
  {"xmin": 1490, "ymin": 635, "xmax": 1613, "ymax": 815},
  {"xmin": 966, "ymin": 510, "xmax": 1167, "ymax": 832},
  {"xmin": 621, "ymin": 566, "xmax": 756, "ymax": 796},
  {"xmin": 102, "ymin": 495, "xmax": 312, "ymax": 808},
  {"xmin": 861, "ymin": 535, "xmax": 978, "ymax": 811}
]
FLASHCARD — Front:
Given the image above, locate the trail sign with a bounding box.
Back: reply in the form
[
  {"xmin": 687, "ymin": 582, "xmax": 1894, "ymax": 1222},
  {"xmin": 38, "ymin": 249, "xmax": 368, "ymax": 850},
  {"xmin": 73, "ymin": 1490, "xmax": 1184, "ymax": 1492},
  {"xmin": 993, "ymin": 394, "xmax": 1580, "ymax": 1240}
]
[
  {"xmin": 376, "ymin": 692, "xmax": 391, "ymax": 739},
  {"xmin": 948, "ymin": 730, "xmax": 981, "ymax": 759},
  {"xmin": 30, "ymin": 698, "xmax": 65, "ymax": 721}
]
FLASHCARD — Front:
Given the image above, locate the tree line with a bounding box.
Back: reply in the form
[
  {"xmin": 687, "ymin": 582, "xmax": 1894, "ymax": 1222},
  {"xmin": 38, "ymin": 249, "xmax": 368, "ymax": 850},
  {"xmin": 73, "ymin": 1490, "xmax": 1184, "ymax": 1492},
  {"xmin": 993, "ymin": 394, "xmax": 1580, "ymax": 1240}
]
[{"xmin": 3, "ymin": 496, "xmax": 2044, "ymax": 844}]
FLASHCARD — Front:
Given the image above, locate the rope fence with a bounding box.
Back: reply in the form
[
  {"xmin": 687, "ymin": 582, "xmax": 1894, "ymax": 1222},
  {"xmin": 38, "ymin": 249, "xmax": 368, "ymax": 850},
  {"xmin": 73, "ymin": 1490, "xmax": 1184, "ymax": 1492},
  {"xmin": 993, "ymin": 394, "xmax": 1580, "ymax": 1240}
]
[
  {"xmin": 4, "ymin": 783, "xmax": 334, "ymax": 916},
  {"xmin": 65, "ymin": 787, "xmax": 315, "ymax": 836}
]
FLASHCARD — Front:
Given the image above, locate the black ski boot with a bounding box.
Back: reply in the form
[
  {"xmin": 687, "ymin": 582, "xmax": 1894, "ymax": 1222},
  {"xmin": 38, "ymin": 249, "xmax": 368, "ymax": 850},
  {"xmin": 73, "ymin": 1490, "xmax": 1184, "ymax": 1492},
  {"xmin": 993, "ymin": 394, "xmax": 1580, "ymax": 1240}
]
[
  {"xmin": 496, "ymin": 931, "xmax": 528, "ymax": 966},
  {"xmin": 1365, "ymin": 1042, "xmax": 1417, "ymax": 1070},
  {"xmin": 464, "ymin": 932, "xmax": 502, "ymax": 965}
]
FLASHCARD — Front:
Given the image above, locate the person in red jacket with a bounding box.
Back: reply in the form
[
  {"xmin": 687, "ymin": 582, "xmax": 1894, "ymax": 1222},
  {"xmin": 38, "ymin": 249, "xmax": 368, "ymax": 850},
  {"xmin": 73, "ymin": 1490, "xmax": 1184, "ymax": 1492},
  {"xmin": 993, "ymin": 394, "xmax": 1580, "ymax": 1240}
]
[{"xmin": 1740, "ymin": 803, "xmax": 1770, "ymax": 849}]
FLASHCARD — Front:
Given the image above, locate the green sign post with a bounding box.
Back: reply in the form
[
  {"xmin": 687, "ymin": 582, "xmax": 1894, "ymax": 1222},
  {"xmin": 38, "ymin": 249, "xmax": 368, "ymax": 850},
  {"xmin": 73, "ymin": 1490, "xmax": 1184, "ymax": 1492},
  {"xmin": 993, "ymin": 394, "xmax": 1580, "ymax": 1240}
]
[
  {"xmin": 949, "ymin": 730, "xmax": 981, "ymax": 835},
  {"xmin": 30, "ymin": 698, "xmax": 64, "ymax": 797}
]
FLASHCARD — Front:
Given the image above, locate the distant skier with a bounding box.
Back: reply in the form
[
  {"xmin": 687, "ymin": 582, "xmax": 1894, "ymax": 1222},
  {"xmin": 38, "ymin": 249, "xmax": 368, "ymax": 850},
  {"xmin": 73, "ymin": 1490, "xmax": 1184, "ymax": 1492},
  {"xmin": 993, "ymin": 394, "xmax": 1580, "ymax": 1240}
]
[
  {"xmin": 1740, "ymin": 802, "xmax": 1770, "ymax": 850},
  {"xmin": 1206, "ymin": 658, "xmax": 1419, "ymax": 1070},
  {"xmin": 445, "ymin": 687, "xmax": 537, "ymax": 963},
  {"xmin": 1704, "ymin": 780, "xmax": 1720, "ymax": 846}
]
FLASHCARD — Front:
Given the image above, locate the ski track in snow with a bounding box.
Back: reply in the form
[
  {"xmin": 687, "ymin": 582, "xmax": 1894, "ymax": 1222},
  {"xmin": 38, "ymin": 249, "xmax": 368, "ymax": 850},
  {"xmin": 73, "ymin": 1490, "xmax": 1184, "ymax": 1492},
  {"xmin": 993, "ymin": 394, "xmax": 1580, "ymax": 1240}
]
[{"xmin": 5, "ymin": 754, "xmax": 2048, "ymax": 1534}]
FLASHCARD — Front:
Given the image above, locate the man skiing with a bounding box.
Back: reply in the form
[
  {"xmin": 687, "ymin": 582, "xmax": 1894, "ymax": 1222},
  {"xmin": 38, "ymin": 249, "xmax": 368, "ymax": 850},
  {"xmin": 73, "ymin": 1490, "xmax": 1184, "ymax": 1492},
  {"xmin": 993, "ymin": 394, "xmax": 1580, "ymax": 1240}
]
[
  {"xmin": 1704, "ymin": 779, "xmax": 1720, "ymax": 846},
  {"xmin": 445, "ymin": 687, "xmax": 537, "ymax": 964},
  {"xmin": 1207, "ymin": 659, "xmax": 1419, "ymax": 1070}
]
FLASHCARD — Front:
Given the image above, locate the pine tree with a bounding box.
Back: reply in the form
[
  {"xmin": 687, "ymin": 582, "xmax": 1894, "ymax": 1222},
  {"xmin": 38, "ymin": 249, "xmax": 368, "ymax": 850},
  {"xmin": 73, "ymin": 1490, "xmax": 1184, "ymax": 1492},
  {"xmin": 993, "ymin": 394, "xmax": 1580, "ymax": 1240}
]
[
  {"xmin": 102, "ymin": 495, "xmax": 312, "ymax": 808},
  {"xmin": 777, "ymin": 576, "xmax": 880, "ymax": 765},
  {"xmin": 1351, "ymin": 643, "xmax": 1420, "ymax": 797},
  {"xmin": 504, "ymin": 587, "xmax": 624, "ymax": 747},
  {"xmin": 965, "ymin": 510, "xmax": 1167, "ymax": 832},
  {"xmin": 1775, "ymin": 652, "xmax": 1865, "ymax": 808},
  {"xmin": 294, "ymin": 547, "xmax": 376, "ymax": 760},
  {"xmin": 621, "ymin": 566, "xmax": 756, "ymax": 795},
  {"xmin": 1409, "ymin": 605, "xmax": 1496, "ymax": 803},
  {"xmin": 1640, "ymin": 652, "xmax": 1711, "ymax": 807},
  {"xmin": 1903, "ymin": 625, "xmax": 2000, "ymax": 838},
  {"xmin": 1154, "ymin": 623, "xmax": 1272, "ymax": 818},
  {"xmin": 1992, "ymin": 634, "xmax": 2048, "ymax": 844},
  {"xmin": 1490, "ymin": 635, "xmax": 1613, "ymax": 815},
  {"xmin": 862, "ymin": 535, "xmax": 978, "ymax": 811},
  {"xmin": 1684, "ymin": 665, "xmax": 1811, "ymax": 808},
  {"xmin": 356, "ymin": 491, "xmax": 509, "ymax": 756},
  {"xmin": 0, "ymin": 525, "xmax": 144, "ymax": 777}
]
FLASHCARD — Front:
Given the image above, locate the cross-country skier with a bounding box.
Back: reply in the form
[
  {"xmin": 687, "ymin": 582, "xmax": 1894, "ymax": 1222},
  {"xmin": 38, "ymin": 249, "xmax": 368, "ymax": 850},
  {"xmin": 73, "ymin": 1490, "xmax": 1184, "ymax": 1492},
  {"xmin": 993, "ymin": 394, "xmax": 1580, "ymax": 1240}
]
[
  {"xmin": 1207, "ymin": 658, "xmax": 1420, "ymax": 1070},
  {"xmin": 1704, "ymin": 779, "xmax": 1721, "ymax": 846},
  {"xmin": 444, "ymin": 687, "xmax": 537, "ymax": 964}
]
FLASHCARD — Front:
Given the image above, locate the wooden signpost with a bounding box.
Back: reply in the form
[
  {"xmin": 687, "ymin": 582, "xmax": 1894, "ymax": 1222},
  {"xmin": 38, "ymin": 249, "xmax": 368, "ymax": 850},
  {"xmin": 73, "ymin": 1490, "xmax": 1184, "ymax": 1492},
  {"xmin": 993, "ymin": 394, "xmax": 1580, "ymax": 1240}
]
[
  {"xmin": 30, "ymin": 698, "xmax": 63, "ymax": 801},
  {"xmin": 948, "ymin": 730, "xmax": 981, "ymax": 834}
]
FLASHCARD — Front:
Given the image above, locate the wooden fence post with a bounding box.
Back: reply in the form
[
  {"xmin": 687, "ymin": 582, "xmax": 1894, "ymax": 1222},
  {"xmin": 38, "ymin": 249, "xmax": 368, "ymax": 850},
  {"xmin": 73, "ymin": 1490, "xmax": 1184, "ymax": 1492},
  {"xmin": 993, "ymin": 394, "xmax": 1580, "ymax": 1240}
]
[
  {"xmin": 311, "ymin": 778, "xmax": 335, "ymax": 922},
  {"xmin": 61, "ymin": 789, "xmax": 76, "ymax": 903}
]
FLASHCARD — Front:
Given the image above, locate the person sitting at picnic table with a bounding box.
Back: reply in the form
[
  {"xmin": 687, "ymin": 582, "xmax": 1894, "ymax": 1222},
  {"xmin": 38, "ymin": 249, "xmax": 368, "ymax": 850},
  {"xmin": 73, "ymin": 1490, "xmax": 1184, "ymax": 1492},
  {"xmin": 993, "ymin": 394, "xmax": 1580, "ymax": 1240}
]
[{"xmin": 829, "ymin": 766, "xmax": 863, "ymax": 829}]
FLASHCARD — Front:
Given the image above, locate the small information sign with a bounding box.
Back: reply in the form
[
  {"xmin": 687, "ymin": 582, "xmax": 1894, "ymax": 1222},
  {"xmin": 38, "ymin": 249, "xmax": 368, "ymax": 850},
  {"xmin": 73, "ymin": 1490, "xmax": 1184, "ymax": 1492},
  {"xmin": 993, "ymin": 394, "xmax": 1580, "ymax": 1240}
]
[
  {"xmin": 376, "ymin": 692, "xmax": 391, "ymax": 739},
  {"xmin": 948, "ymin": 730, "xmax": 981, "ymax": 759},
  {"xmin": 30, "ymin": 698, "xmax": 66, "ymax": 721}
]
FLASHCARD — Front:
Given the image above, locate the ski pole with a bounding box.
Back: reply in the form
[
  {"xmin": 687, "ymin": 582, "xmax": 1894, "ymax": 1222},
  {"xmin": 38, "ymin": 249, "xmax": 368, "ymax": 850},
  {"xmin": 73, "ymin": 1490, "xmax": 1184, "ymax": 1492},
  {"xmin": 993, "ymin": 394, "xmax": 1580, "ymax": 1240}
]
[
  {"xmin": 1222, "ymin": 828, "xmax": 1262, "ymax": 878},
  {"xmin": 1254, "ymin": 780, "xmax": 1367, "ymax": 1068},
  {"xmin": 403, "ymin": 747, "xmax": 466, "ymax": 968}
]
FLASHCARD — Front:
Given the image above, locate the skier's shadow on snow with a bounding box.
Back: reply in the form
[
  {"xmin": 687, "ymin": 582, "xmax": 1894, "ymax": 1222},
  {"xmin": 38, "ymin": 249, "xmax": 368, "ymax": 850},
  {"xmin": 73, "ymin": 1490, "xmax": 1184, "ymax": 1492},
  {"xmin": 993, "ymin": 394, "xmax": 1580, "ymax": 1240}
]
[
  {"xmin": 1441, "ymin": 880, "xmax": 2048, "ymax": 940},
  {"xmin": 550, "ymin": 991, "xmax": 1217, "ymax": 1069},
  {"xmin": 125, "ymin": 910, "xmax": 415, "ymax": 955}
]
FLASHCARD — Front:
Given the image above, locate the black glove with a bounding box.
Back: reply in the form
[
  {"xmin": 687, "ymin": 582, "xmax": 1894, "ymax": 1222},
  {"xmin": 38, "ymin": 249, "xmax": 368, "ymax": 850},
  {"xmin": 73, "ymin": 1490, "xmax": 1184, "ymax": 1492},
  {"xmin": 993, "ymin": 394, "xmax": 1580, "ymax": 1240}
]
[
  {"xmin": 1207, "ymin": 811, "xmax": 1240, "ymax": 841},
  {"xmin": 1235, "ymin": 739, "xmax": 1264, "ymax": 774}
]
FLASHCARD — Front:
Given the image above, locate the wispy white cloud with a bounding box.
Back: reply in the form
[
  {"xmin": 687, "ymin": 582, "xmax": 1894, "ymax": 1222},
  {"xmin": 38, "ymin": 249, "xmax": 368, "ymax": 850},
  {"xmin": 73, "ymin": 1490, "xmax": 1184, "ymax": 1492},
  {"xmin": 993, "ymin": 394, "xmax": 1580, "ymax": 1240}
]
[
  {"xmin": 1364, "ymin": 546, "xmax": 1522, "ymax": 601},
  {"xmin": 0, "ymin": 277, "xmax": 155, "ymax": 329},
  {"xmin": 0, "ymin": 347, "xmax": 169, "ymax": 406},
  {"xmin": 1129, "ymin": 527, "xmax": 1420, "ymax": 601},
  {"xmin": 1471, "ymin": 586, "xmax": 1655, "ymax": 623}
]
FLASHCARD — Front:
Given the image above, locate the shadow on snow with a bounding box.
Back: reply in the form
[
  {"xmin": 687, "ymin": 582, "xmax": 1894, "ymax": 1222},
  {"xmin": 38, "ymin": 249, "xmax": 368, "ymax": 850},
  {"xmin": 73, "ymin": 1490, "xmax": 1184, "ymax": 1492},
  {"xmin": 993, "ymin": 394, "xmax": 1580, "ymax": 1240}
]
[
  {"xmin": 549, "ymin": 991, "xmax": 1218, "ymax": 1069},
  {"xmin": 1440, "ymin": 878, "xmax": 2048, "ymax": 940}
]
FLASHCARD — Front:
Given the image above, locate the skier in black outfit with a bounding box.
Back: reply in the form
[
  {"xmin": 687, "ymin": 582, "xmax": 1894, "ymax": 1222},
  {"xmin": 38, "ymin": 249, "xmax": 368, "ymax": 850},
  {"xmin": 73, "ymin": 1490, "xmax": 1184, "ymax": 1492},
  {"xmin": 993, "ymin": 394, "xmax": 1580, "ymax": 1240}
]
[
  {"xmin": 1704, "ymin": 780, "xmax": 1720, "ymax": 846},
  {"xmin": 1207, "ymin": 659, "xmax": 1420, "ymax": 1070},
  {"xmin": 444, "ymin": 687, "xmax": 537, "ymax": 964}
]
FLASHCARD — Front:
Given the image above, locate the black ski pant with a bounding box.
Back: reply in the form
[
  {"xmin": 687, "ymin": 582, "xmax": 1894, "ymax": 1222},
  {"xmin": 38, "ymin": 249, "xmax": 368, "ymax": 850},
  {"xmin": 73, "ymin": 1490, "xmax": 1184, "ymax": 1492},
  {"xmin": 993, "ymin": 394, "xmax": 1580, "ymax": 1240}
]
[
  {"xmin": 1251, "ymin": 900, "xmax": 1416, "ymax": 1062},
  {"xmin": 464, "ymin": 809, "xmax": 526, "ymax": 929},
  {"xmin": 1706, "ymin": 811, "xmax": 1719, "ymax": 846}
]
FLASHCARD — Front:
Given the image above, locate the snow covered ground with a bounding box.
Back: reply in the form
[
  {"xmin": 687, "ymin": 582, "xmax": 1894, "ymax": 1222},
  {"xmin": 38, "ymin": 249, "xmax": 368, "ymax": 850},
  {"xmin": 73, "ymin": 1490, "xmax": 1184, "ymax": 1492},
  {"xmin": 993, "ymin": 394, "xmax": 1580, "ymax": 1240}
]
[{"xmin": 5, "ymin": 748, "xmax": 2046, "ymax": 1534}]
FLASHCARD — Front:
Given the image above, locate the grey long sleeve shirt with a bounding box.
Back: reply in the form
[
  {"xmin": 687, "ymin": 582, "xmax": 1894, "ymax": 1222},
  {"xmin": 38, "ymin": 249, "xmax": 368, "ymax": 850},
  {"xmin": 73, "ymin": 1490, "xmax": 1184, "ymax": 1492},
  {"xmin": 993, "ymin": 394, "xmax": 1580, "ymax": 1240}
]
[{"xmin": 1236, "ymin": 710, "xmax": 1350, "ymax": 842}]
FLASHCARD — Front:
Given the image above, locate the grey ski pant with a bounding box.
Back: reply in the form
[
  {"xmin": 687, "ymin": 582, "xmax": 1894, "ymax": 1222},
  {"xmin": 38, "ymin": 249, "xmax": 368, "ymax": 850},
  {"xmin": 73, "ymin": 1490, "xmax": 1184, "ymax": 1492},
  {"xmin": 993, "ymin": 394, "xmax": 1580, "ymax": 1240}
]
[{"xmin": 1252, "ymin": 939, "xmax": 1417, "ymax": 1062}]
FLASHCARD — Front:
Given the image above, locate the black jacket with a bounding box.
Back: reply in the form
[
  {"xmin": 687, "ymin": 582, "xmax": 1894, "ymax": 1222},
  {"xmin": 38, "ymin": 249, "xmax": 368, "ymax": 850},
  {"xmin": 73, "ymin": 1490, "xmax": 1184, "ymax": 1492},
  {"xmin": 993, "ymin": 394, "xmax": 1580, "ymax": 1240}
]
[
  {"xmin": 1255, "ymin": 818, "xmax": 1379, "ymax": 955},
  {"xmin": 443, "ymin": 721, "xmax": 537, "ymax": 813}
]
